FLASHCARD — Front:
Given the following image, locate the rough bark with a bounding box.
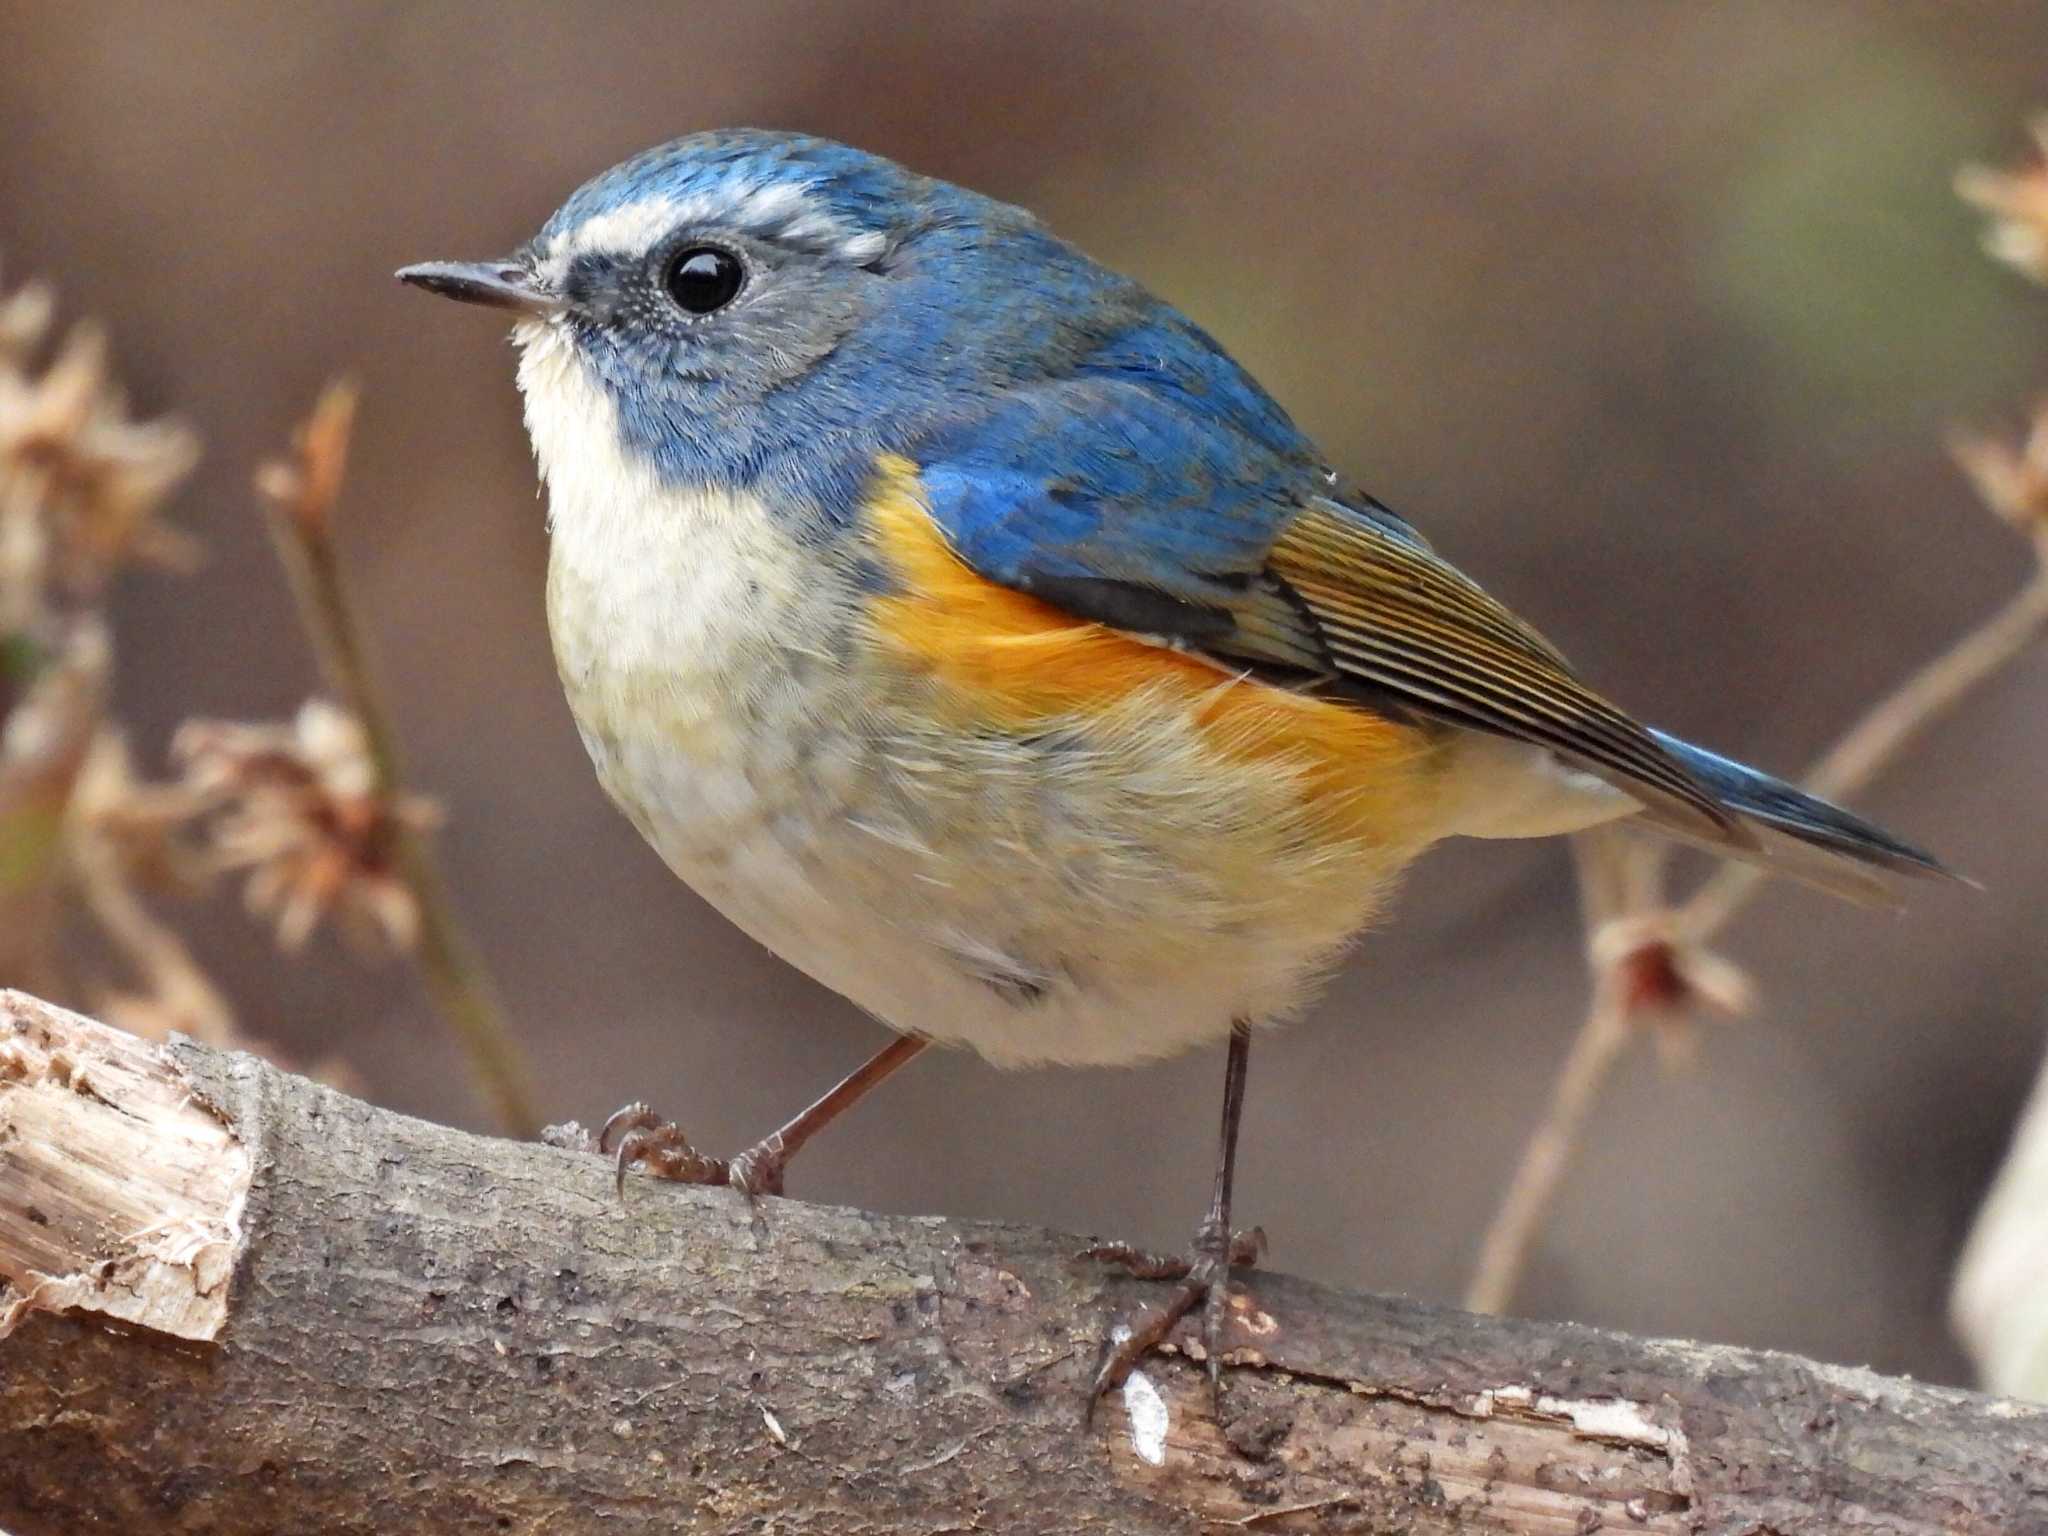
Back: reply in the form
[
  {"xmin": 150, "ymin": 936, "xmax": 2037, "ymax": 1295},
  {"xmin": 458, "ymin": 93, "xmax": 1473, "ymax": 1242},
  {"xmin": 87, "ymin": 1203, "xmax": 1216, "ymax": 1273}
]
[{"xmin": 2, "ymin": 990, "xmax": 2045, "ymax": 1535}]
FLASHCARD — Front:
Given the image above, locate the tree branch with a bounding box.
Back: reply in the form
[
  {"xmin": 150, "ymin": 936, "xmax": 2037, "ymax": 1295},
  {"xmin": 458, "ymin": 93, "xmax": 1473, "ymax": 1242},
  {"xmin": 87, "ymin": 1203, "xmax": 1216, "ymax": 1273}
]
[
  {"xmin": 3, "ymin": 990, "xmax": 2044, "ymax": 1535},
  {"xmin": 257, "ymin": 381, "xmax": 540, "ymax": 1138}
]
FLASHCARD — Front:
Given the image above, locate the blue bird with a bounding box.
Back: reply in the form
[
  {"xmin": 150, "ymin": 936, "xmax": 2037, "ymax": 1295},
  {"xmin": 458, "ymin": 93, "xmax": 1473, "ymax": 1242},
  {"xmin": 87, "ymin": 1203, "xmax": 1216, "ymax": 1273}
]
[{"xmin": 400, "ymin": 130, "xmax": 1952, "ymax": 1403}]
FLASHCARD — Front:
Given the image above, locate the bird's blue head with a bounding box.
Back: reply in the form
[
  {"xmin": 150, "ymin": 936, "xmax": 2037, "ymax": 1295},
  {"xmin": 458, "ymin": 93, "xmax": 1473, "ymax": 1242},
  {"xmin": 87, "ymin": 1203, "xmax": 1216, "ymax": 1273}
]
[{"xmin": 401, "ymin": 130, "xmax": 1147, "ymax": 517}]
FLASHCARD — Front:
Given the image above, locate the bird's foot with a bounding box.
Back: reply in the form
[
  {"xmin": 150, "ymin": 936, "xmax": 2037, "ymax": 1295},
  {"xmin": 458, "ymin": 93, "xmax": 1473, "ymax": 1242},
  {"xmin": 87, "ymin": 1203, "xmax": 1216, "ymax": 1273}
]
[
  {"xmin": 596, "ymin": 1102, "xmax": 787, "ymax": 1198},
  {"xmin": 1082, "ymin": 1221, "xmax": 1266, "ymax": 1414}
]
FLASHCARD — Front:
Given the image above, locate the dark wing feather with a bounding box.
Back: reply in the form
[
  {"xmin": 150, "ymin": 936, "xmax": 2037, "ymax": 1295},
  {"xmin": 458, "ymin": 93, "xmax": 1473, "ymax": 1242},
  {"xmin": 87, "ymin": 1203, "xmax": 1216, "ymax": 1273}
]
[{"xmin": 1253, "ymin": 502, "xmax": 1741, "ymax": 839}]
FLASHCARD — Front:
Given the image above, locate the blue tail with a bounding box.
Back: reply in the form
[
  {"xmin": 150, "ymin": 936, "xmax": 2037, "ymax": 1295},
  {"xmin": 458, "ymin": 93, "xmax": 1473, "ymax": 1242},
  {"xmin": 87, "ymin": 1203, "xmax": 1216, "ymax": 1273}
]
[{"xmin": 1647, "ymin": 729, "xmax": 1955, "ymax": 901}]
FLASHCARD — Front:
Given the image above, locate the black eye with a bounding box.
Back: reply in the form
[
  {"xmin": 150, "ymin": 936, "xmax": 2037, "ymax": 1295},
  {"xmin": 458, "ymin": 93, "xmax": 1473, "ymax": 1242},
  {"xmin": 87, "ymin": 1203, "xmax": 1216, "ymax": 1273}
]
[{"xmin": 663, "ymin": 246, "xmax": 744, "ymax": 315}]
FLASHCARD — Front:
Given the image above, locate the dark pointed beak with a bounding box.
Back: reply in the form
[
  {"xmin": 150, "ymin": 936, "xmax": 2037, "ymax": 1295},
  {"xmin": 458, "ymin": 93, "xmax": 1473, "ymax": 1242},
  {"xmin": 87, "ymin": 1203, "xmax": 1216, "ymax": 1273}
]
[{"xmin": 396, "ymin": 259, "xmax": 560, "ymax": 316}]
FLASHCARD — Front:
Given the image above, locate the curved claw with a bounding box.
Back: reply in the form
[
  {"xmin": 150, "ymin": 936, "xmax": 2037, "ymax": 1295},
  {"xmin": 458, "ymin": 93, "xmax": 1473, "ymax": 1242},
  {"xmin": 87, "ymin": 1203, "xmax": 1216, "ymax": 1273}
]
[
  {"xmin": 597, "ymin": 1101, "xmax": 728, "ymax": 1193},
  {"xmin": 1087, "ymin": 1286, "xmax": 1207, "ymax": 1417},
  {"xmin": 1199, "ymin": 1259, "xmax": 1232, "ymax": 1399},
  {"xmin": 610, "ymin": 1128, "xmax": 650, "ymax": 1196},
  {"xmin": 1084, "ymin": 1223, "xmax": 1266, "ymax": 1421},
  {"xmin": 601, "ymin": 1104, "xmax": 668, "ymax": 1195},
  {"xmin": 599, "ymin": 1102, "xmax": 661, "ymax": 1155}
]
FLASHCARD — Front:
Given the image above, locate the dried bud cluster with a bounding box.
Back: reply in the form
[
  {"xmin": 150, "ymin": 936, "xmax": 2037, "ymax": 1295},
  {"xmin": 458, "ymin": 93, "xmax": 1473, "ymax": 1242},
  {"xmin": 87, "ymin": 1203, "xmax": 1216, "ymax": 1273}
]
[
  {"xmin": 0, "ymin": 267, "xmax": 520, "ymax": 1123},
  {"xmin": 1950, "ymin": 403, "xmax": 2048, "ymax": 548},
  {"xmin": 254, "ymin": 379, "xmax": 355, "ymax": 536},
  {"xmin": 0, "ymin": 271, "xmax": 199, "ymax": 637},
  {"xmin": 67, "ymin": 723, "xmax": 214, "ymax": 893},
  {"xmin": 0, "ymin": 269, "xmax": 201, "ymax": 1003},
  {"xmin": 172, "ymin": 701, "xmax": 441, "ymax": 954},
  {"xmin": 1958, "ymin": 118, "xmax": 2048, "ymax": 286},
  {"xmin": 1588, "ymin": 911, "xmax": 1755, "ymax": 1068}
]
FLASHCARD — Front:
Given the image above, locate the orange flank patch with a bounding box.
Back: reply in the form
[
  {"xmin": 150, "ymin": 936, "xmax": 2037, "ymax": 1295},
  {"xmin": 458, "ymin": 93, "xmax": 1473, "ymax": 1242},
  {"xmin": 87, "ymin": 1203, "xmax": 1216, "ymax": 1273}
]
[{"xmin": 862, "ymin": 454, "xmax": 1444, "ymax": 844}]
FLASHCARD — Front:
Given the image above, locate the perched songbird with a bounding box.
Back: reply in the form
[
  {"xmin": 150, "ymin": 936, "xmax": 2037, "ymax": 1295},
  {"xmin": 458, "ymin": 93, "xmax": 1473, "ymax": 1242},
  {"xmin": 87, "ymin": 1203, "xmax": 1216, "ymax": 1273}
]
[{"xmin": 400, "ymin": 131, "xmax": 1950, "ymax": 1399}]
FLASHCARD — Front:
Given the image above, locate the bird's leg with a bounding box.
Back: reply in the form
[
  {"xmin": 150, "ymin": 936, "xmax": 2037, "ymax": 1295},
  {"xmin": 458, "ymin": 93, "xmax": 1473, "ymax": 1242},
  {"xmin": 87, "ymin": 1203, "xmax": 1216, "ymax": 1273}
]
[
  {"xmin": 599, "ymin": 1034, "xmax": 927, "ymax": 1198},
  {"xmin": 1086, "ymin": 1021, "xmax": 1262, "ymax": 1412}
]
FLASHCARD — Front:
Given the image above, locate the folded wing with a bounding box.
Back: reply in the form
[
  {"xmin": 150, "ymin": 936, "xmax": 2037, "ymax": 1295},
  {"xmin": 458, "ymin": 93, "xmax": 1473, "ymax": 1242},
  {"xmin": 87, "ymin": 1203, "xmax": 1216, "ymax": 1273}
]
[{"xmin": 910, "ymin": 370, "xmax": 1738, "ymax": 845}]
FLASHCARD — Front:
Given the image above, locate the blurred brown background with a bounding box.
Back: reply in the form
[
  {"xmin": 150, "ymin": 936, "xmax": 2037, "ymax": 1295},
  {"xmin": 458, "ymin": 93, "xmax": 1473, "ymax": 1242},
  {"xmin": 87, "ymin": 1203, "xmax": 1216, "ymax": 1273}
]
[{"xmin": 5, "ymin": 1, "xmax": 2046, "ymax": 1387}]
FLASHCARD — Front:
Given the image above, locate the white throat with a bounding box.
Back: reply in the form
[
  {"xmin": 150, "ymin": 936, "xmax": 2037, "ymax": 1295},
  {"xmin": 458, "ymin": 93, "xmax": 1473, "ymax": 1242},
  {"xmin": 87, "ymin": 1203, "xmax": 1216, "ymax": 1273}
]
[{"xmin": 514, "ymin": 317, "xmax": 843, "ymax": 738}]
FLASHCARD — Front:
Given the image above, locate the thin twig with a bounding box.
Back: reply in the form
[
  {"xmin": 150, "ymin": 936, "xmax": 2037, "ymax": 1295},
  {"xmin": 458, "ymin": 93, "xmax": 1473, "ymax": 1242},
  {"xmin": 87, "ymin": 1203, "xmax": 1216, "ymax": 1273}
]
[
  {"xmin": 1467, "ymin": 554, "xmax": 2048, "ymax": 1315},
  {"xmin": 257, "ymin": 382, "xmax": 541, "ymax": 1137},
  {"xmin": 67, "ymin": 739, "xmax": 237, "ymax": 1047},
  {"xmin": 0, "ymin": 618, "xmax": 108, "ymax": 996},
  {"xmin": 1464, "ymin": 832, "xmax": 1653, "ymax": 1315},
  {"xmin": 1465, "ymin": 983, "xmax": 1633, "ymax": 1317}
]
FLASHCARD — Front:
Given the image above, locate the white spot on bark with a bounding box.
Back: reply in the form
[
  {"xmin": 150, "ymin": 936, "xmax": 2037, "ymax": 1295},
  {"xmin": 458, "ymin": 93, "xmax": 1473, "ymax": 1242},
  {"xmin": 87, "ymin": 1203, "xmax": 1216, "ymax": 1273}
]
[
  {"xmin": 1113, "ymin": 1326, "xmax": 1170, "ymax": 1466},
  {"xmin": 1479, "ymin": 1385, "xmax": 1691, "ymax": 1492}
]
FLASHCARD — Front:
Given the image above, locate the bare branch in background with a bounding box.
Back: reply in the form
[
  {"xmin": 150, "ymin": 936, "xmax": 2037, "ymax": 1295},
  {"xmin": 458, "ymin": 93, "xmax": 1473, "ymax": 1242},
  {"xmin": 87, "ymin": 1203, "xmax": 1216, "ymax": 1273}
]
[
  {"xmin": 1467, "ymin": 132, "xmax": 2048, "ymax": 1316},
  {"xmin": 66, "ymin": 731, "xmax": 237, "ymax": 1045},
  {"xmin": 1470, "ymin": 486, "xmax": 2047, "ymax": 1317},
  {"xmin": 0, "ymin": 267, "xmax": 198, "ymax": 1000},
  {"xmin": 254, "ymin": 382, "xmax": 541, "ymax": 1137},
  {"xmin": 1465, "ymin": 833, "xmax": 1751, "ymax": 1315},
  {"xmin": 0, "ymin": 620, "xmax": 107, "ymax": 995},
  {"xmin": 1956, "ymin": 116, "xmax": 2048, "ymax": 285}
]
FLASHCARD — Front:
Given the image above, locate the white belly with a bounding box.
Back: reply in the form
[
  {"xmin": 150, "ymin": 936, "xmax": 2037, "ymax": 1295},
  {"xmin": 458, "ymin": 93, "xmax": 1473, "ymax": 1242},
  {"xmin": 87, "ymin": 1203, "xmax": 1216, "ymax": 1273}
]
[
  {"xmin": 548, "ymin": 523, "xmax": 1395, "ymax": 1065},
  {"xmin": 522, "ymin": 328, "xmax": 1412, "ymax": 1067}
]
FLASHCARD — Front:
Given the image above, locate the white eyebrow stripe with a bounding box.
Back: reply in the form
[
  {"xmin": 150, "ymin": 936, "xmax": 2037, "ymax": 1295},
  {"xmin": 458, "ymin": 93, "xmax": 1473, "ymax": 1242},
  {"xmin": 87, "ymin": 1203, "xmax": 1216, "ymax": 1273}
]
[
  {"xmin": 537, "ymin": 178, "xmax": 887, "ymax": 284},
  {"xmin": 541, "ymin": 196, "xmax": 684, "ymax": 279}
]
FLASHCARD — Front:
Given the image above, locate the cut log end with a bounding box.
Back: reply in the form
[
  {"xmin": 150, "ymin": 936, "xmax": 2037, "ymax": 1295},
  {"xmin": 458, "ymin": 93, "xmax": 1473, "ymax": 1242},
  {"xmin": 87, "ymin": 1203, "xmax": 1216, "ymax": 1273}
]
[{"xmin": 0, "ymin": 990, "xmax": 248, "ymax": 1343}]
